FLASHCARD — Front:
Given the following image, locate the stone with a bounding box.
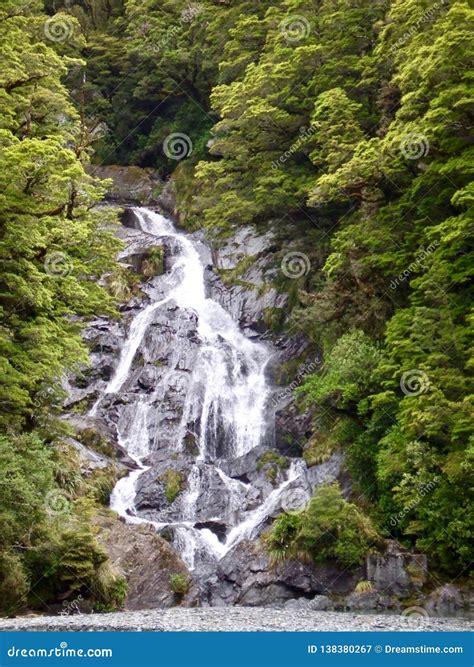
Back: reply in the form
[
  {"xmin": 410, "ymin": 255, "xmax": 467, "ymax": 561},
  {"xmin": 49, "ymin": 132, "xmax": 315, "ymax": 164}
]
[
  {"xmin": 367, "ymin": 541, "xmax": 428, "ymax": 596},
  {"xmin": 89, "ymin": 165, "xmax": 164, "ymax": 205},
  {"xmin": 208, "ymin": 540, "xmax": 361, "ymax": 607},
  {"xmin": 425, "ymin": 584, "xmax": 468, "ymax": 616},
  {"xmin": 95, "ymin": 513, "xmax": 199, "ymax": 610}
]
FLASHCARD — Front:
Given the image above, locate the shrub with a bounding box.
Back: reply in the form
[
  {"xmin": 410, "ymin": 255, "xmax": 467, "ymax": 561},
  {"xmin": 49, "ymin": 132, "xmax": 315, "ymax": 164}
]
[
  {"xmin": 298, "ymin": 330, "xmax": 382, "ymax": 410},
  {"xmin": 91, "ymin": 561, "xmax": 128, "ymax": 612},
  {"xmin": 141, "ymin": 246, "xmax": 164, "ymax": 277},
  {"xmin": 354, "ymin": 580, "xmax": 374, "ymax": 593},
  {"xmin": 169, "ymin": 573, "xmax": 191, "ymax": 595},
  {"xmin": 267, "ymin": 484, "xmax": 382, "ymax": 569},
  {"xmin": 0, "ymin": 551, "xmax": 29, "ymax": 616}
]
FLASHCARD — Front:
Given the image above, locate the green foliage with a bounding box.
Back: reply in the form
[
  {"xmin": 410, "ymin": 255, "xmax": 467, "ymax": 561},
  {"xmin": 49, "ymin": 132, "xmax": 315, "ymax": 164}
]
[
  {"xmin": 267, "ymin": 484, "xmax": 381, "ymax": 568},
  {"xmin": 0, "ymin": 0, "xmax": 121, "ymax": 432},
  {"xmin": 141, "ymin": 246, "xmax": 165, "ymax": 278},
  {"xmin": 91, "ymin": 560, "xmax": 128, "ymax": 612},
  {"xmin": 298, "ymin": 331, "xmax": 382, "ymax": 410},
  {"xmin": 354, "ymin": 580, "xmax": 374, "ymax": 593},
  {"xmin": 257, "ymin": 451, "xmax": 289, "ymax": 471},
  {"xmin": 169, "ymin": 573, "xmax": 191, "ymax": 596},
  {"xmin": 168, "ymin": 0, "xmax": 473, "ymax": 575},
  {"xmin": 161, "ymin": 469, "xmax": 185, "ymax": 504},
  {"xmin": 0, "ymin": 1, "xmax": 124, "ymax": 614}
]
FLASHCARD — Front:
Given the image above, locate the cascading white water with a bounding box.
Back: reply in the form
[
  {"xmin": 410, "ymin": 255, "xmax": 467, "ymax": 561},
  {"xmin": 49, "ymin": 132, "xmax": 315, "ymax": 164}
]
[{"xmin": 97, "ymin": 207, "xmax": 308, "ymax": 570}]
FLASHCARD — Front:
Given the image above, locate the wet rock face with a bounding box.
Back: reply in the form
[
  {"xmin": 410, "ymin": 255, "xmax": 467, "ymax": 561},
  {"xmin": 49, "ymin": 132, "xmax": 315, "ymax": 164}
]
[
  {"xmin": 204, "ymin": 540, "xmax": 361, "ymax": 607},
  {"xmin": 366, "ymin": 541, "xmax": 428, "ymax": 596},
  {"xmin": 96, "ymin": 514, "xmax": 199, "ymax": 610},
  {"xmin": 90, "ymin": 166, "xmax": 164, "ymax": 206},
  {"xmin": 209, "ymin": 225, "xmax": 288, "ymax": 332}
]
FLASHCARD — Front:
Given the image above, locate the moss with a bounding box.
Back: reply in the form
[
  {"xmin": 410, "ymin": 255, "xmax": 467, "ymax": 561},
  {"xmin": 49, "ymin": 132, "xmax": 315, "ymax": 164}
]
[
  {"xmin": 257, "ymin": 451, "xmax": 289, "ymax": 485},
  {"xmin": 91, "ymin": 561, "xmax": 128, "ymax": 612},
  {"xmin": 303, "ymin": 417, "xmax": 355, "ymax": 467},
  {"xmin": 257, "ymin": 451, "xmax": 289, "ymax": 471},
  {"xmin": 76, "ymin": 428, "xmax": 115, "ymax": 459},
  {"xmin": 106, "ymin": 265, "xmax": 141, "ymax": 302},
  {"xmin": 141, "ymin": 246, "xmax": 164, "ymax": 277},
  {"xmin": 217, "ymin": 255, "xmax": 256, "ymax": 287},
  {"xmin": 70, "ymin": 398, "xmax": 90, "ymax": 415},
  {"xmin": 263, "ymin": 306, "xmax": 286, "ymax": 332},
  {"xmin": 87, "ymin": 465, "xmax": 120, "ymax": 505},
  {"xmin": 303, "ymin": 433, "xmax": 335, "ymax": 467},
  {"xmin": 160, "ymin": 469, "xmax": 185, "ymax": 504},
  {"xmin": 169, "ymin": 573, "xmax": 191, "ymax": 596},
  {"xmin": 406, "ymin": 563, "xmax": 426, "ymax": 585},
  {"xmin": 354, "ymin": 580, "xmax": 374, "ymax": 593}
]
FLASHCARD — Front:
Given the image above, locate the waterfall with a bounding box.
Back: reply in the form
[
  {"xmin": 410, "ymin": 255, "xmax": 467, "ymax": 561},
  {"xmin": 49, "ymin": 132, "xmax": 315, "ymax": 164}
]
[{"xmin": 94, "ymin": 208, "xmax": 310, "ymax": 571}]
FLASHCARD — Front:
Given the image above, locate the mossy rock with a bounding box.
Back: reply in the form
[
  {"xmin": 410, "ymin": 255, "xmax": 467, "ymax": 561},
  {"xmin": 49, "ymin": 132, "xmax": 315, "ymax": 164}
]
[
  {"xmin": 257, "ymin": 451, "xmax": 289, "ymax": 484},
  {"xmin": 76, "ymin": 428, "xmax": 115, "ymax": 459},
  {"xmin": 160, "ymin": 469, "xmax": 186, "ymax": 504}
]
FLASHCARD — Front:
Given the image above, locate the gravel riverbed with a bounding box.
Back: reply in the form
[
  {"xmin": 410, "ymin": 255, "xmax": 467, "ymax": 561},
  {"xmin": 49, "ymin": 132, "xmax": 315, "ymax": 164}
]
[{"xmin": 0, "ymin": 608, "xmax": 471, "ymax": 632}]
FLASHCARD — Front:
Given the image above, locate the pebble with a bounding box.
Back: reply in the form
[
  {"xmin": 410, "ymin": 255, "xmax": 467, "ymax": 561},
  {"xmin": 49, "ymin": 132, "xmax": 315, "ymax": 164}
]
[{"xmin": 0, "ymin": 607, "xmax": 471, "ymax": 632}]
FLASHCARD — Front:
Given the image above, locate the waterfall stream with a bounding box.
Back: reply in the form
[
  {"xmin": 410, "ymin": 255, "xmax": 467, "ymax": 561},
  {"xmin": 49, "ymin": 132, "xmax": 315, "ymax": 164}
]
[{"xmin": 92, "ymin": 208, "xmax": 309, "ymax": 572}]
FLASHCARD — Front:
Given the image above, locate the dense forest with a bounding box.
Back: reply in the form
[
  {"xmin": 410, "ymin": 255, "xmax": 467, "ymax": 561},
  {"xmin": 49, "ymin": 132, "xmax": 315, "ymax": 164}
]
[{"xmin": 0, "ymin": 0, "xmax": 472, "ymax": 615}]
